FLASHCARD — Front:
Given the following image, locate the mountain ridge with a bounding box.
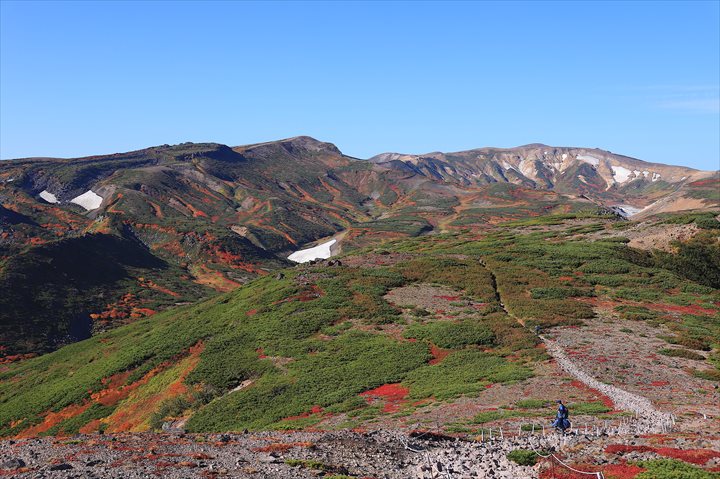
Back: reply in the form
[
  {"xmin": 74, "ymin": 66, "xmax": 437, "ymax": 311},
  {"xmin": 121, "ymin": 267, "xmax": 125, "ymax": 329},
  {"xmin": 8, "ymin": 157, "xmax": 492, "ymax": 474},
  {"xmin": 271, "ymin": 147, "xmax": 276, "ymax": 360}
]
[{"xmin": 1, "ymin": 136, "xmax": 718, "ymax": 357}]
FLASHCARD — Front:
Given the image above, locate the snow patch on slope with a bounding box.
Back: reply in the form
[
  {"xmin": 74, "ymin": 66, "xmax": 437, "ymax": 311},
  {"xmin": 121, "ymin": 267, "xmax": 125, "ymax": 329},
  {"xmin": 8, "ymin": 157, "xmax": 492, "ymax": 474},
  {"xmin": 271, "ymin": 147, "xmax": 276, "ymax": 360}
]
[
  {"xmin": 288, "ymin": 239, "xmax": 337, "ymax": 263},
  {"xmin": 70, "ymin": 190, "xmax": 103, "ymax": 210},
  {"xmin": 612, "ymin": 205, "xmax": 644, "ymax": 218},
  {"xmin": 577, "ymin": 155, "xmax": 600, "ymax": 166},
  {"xmin": 611, "ymin": 165, "xmax": 633, "ymax": 183},
  {"xmin": 39, "ymin": 190, "xmax": 59, "ymax": 204}
]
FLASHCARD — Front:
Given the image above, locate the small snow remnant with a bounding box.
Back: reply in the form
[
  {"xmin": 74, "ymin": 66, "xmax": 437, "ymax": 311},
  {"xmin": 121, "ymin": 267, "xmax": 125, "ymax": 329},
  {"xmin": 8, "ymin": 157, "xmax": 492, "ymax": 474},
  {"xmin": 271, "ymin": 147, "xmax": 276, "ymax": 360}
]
[
  {"xmin": 611, "ymin": 165, "xmax": 633, "ymax": 183},
  {"xmin": 288, "ymin": 239, "xmax": 337, "ymax": 263},
  {"xmin": 501, "ymin": 161, "xmax": 515, "ymax": 171},
  {"xmin": 577, "ymin": 154, "xmax": 600, "ymax": 166},
  {"xmin": 613, "ymin": 205, "xmax": 643, "ymax": 217},
  {"xmin": 39, "ymin": 190, "xmax": 59, "ymax": 204},
  {"xmin": 642, "ymin": 171, "xmax": 649, "ymax": 178},
  {"xmin": 577, "ymin": 175, "xmax": 589, "ymax": 184},
  {"xmin": 652, "ymin": 172, "xmax": 662, "ymax": 182},
  {"xmin": 70, "ymin": 190, "xmax": 103, "ymax": 210}
]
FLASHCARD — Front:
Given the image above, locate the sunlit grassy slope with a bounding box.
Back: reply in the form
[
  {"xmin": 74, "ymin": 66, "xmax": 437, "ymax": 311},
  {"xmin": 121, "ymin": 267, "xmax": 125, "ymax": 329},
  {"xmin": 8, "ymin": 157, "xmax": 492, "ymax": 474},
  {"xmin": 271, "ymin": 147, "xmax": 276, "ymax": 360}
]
[{"xmin": 1, "ymin": 211, "xmax": 718, "ymax": 437}]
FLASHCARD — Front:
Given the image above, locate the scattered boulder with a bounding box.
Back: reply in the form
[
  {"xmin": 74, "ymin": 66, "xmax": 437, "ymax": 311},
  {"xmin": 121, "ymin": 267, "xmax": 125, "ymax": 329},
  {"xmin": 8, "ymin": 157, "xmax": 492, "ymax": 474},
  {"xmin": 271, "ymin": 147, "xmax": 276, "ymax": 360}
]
[
  {"xmin": 1, "ymin": 457, "xmax": 25, "ymax": 469},
  {"xmin": 49, "ymin": 463, "xmax": 73, "ymax": 471}
]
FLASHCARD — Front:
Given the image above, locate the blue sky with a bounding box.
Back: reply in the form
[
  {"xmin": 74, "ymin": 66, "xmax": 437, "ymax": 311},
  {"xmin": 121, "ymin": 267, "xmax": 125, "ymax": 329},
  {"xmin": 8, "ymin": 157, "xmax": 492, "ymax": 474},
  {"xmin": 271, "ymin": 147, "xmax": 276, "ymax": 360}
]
[{"xmin": 1, "ymin": 1, "xmax": 719, "ymax": 170}]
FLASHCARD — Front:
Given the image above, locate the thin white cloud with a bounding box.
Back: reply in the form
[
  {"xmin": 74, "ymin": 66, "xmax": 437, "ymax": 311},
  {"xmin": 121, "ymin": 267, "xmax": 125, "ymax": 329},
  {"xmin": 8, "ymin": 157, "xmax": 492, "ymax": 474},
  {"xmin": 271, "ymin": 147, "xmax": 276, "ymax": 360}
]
[
  {"xmin": 657, "ymin": 98, "xmax": 720, "ymax": 113},
  {"xmin": 637, "ymin": 84, "xmax": 720, "ymax": 113}
]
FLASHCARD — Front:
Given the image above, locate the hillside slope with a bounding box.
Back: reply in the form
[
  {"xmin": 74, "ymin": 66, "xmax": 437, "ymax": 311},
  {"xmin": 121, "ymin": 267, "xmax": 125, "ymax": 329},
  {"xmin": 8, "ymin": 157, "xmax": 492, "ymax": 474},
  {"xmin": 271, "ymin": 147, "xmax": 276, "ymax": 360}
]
[
  {"xmin": 1, "ymin": 213, "xmax": 718, "ymax": 440},
  {"xmin": 1, "ymin": 138, "xmax": 717, "ymax": 357}
]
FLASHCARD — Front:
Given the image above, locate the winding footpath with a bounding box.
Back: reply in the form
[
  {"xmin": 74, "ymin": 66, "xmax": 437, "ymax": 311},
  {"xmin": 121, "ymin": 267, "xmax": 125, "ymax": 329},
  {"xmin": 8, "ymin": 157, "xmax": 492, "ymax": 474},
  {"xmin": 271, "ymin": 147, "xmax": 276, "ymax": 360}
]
[{"xmin": 541, "ymin": 336, "xmax": 675, "ymax": 434}]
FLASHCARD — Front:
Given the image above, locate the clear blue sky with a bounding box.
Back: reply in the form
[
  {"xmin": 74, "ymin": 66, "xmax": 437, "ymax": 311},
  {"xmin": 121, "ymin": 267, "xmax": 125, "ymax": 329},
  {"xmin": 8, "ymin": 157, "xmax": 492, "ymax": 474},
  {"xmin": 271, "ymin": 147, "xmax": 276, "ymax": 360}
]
[{"xmin": 1, "ymin": 1, "xmax": 719, "ymax": 170}]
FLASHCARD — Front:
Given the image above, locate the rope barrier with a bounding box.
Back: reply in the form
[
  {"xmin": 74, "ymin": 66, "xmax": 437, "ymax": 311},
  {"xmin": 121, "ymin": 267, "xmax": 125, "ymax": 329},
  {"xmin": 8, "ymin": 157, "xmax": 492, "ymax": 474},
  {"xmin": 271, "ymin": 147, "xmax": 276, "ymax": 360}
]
[{"xmin": 529, "ymin": 438, "xmax": 604, "ymax": 478}]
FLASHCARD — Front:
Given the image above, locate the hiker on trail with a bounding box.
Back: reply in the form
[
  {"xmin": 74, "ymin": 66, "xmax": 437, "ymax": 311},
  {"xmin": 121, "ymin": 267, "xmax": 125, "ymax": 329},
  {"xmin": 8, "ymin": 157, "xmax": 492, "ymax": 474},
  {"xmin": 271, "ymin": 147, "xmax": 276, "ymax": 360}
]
[{"xmin": 551, "ymin": 400, "xmax": 571, "ymax": 434}]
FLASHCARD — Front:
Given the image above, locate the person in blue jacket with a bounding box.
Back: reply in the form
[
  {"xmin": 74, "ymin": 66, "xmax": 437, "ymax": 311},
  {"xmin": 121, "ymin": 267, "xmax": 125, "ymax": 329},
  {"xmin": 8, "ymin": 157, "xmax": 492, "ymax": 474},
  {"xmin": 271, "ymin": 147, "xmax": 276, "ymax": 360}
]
[{"xmin": 551, "ymin": 400, "xmax": 571, "ymax": 433}]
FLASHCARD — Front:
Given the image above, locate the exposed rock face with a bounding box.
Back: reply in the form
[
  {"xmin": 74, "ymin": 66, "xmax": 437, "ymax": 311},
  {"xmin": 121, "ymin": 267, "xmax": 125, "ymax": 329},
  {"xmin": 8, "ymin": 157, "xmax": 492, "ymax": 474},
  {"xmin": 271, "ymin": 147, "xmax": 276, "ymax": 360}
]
[{"xmin": 370, "ymin": 144, "xmax": 714, "ymax": 207}]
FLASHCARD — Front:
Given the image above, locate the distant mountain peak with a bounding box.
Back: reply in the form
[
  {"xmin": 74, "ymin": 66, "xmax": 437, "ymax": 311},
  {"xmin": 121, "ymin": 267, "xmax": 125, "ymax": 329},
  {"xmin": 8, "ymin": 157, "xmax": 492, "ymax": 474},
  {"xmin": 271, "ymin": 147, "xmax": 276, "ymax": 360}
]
[{"xmin": 237, "ymin": 136, "xmax": 342, "ymax": 156}]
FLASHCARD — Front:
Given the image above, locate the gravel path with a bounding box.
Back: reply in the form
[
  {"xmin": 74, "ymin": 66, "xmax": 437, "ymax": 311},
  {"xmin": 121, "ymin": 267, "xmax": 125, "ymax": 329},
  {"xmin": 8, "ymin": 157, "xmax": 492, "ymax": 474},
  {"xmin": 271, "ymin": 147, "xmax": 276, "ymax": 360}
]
[{"xmin": 542, "ymin": 336, "xmax": 675, "ymax": 434}]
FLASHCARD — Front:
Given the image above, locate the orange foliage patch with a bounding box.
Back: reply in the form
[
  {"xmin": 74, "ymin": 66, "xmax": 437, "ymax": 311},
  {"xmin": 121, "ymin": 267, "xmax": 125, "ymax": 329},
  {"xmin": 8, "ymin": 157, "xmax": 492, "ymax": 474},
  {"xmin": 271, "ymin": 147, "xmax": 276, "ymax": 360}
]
[
  {"xmin": 105, "ymin": 341, "xmax": 205, "ymax": 432},
  {"xmin": 192, "ymin": 265, "xmax": 241, "ymax": 292},
  {"xmin": 0, "ymin": 353, "xmax": 37, "ymax": 364},
  {"xmin": 15, "ymin": 402, "xmax": 92, "ymax": 438},
  {"xmin": 138, "ymin": 278, "xmax": 180, "ymax": 297}
]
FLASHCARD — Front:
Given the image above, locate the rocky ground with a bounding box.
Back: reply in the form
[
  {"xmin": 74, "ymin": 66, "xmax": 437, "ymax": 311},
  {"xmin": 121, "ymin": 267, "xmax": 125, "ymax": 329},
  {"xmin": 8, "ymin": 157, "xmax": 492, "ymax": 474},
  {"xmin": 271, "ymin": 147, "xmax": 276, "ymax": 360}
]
[
  {"xmin": 0, "ymin": 430, "xmax": 536, "ymax": 479},
  {"xmin": 2, "ymin": 429, "xmax": 719, "ymax": 479}
]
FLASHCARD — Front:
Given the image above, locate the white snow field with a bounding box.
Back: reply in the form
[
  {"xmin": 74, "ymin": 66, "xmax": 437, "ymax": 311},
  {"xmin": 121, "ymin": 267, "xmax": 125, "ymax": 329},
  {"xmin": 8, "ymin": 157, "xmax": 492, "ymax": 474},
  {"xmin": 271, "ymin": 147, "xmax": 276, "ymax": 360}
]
[
  {"xmin": 611, "ymin": 165, "xmax": 633, "ymax": 183},
  {"xmin": 70, "ymin": 190, "xmax": 103, "ymax": 210},
  {"xmin": 288, "ymin": 239, "xmax": 337, "ymax": 263},
  {"xmin": 576, "ymin": 154, "xmax": 600, "ymax": 166},
  {"xmin": 613, "ymin": 204, "xmax": 644, "ymax": 217},
  {"xmin": 38, "ymin": 190, "xmax": 59, "ymax": 204}
]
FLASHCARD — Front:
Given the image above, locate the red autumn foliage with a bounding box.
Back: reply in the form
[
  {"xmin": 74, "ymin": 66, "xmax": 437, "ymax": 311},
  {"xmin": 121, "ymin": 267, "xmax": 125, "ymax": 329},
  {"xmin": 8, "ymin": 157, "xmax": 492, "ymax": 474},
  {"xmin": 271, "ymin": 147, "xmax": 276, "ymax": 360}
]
[
  {"xmin": 650, "ymin": 381, "xmax": 669, "ymax": 387},
  {"xmin": 648, "ymin": 303, "xmax": 717, "ymax": 316},
  {"xmin": 429, "ymin": 344, "xmax": 451, "ymax": 365},
  {"xmin": 601, "ymin": 462, "xmax": 646, "ymax": 479},
  {"xmin": 605, "ymin": 444, "xmax": 720, "ymax": 465},
  {"xmin": 282, "ymin": 405, "xmax": 324, "ymax": 421},
  {"xmin": 569, "ymin": 380, "xmax": 615, "ymax": 410},
  {"xmin": 360, "ymin": 383, "xmax": 409, "ymax": 413},
  {"xmin": 251, "ymin": 442, "xmax": 313, "ymax": 453}
]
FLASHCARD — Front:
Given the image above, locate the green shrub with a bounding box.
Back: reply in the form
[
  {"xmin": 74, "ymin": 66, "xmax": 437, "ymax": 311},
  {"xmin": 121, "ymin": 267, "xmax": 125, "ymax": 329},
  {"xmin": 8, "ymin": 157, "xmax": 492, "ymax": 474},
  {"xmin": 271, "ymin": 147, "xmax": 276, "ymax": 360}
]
[
  {"xmin": 637, "ymin": 459, "xmax": 717, "ymax": 479},
  {"xmin": 658, "ymin": 348, "xmax": 705, "ymax": 361},
  {"xmin": 579, "ymin": 260, "xmax": 632, "ymax": 274},
  {"xmin": 691, "ymin": 368, "xmax": 720, "ymax": 381},
  {"xmin": 507, "ymin": 449, "xmax": 537, "ymax": 466},
  {"xmin": 615, "ymin": 305, "xmax": 659, "ymax": 321},
  {"xmin": 530, "ymin": 287, "xmax": 594, "ymax": 299},
  {"xmin": 570, "ymin": 402, "xmax": 611, "ymax": 415},
  {"xmin": 403, "ymin": 349, "xmax": 532, "ymax": 400},
  {"xmin": 515, "ymin": 399, "xmax": 546, "ymax": 409},
  {"xmin": 404, "ymin": 321, "xmax": 495, "ymax": 349}
]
